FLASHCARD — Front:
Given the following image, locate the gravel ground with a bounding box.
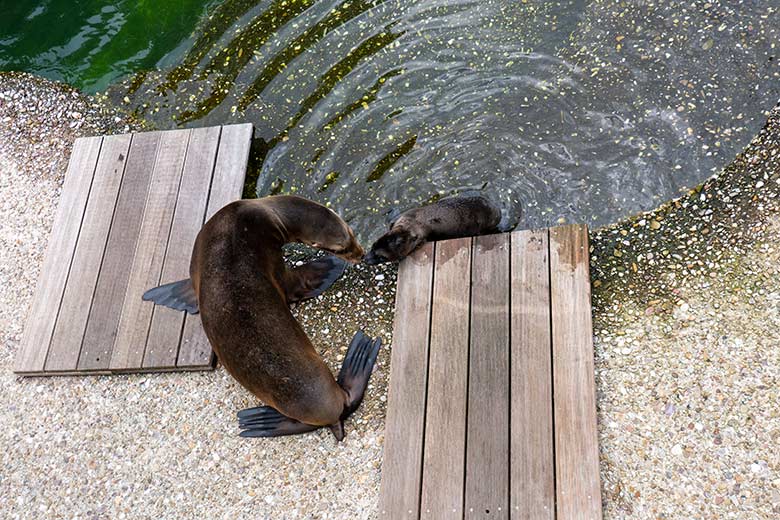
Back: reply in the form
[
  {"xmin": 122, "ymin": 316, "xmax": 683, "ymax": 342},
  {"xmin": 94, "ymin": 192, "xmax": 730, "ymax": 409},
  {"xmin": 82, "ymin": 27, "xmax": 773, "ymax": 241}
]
[
  {"xmin": 1, "ymin": 72, "xmax": 778, "ymax": 519},
  {"xmin": 591, "ymin": 101, "xmax": 780, "ymax": 519}
]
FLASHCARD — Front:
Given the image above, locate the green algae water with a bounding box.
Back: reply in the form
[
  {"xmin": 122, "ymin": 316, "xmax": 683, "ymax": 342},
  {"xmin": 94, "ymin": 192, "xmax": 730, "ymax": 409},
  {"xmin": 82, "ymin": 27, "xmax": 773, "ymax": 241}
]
[
  {"xmin": 0, "ymin": 1, "xmax": 219, "ymax": 92},
  {"xmin": 2, "ymin": 1, "xmax": 779, "ymax": 240}
]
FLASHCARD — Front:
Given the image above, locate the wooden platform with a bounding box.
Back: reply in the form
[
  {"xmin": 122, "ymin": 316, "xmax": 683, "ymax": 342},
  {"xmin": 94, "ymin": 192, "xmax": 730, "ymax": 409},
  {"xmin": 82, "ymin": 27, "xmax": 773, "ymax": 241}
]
[
  {"xmin": 14, "ymin": 124, "xmax": 253, "ymax": 376},
  {"xmin": 379, "ymin": 225, "xmax": 602, "ymax": 520}
]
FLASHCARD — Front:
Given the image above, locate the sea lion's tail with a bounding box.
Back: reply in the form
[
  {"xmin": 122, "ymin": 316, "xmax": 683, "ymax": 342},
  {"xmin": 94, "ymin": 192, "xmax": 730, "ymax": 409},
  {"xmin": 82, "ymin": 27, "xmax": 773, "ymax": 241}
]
[{"xmin": 142, "ymin": 279, "xmax": 199, "ymax": 314}]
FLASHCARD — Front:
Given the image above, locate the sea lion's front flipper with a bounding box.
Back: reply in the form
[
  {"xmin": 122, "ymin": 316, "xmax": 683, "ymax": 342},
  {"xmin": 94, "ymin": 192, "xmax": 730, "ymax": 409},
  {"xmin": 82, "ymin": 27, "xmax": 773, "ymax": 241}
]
[
  {"xmin": 283, "ymin": 255, "xmax": 347, "ymax": 304},
  {"xmin": 142, "ymin": 279, "xmax": 199, "ymax": 314},
  {"xmin": 237, "ymin": 406, "xmax": 319, "ymax": 438},
  {"xmin": 337, "ymin": 331, "xmax": 383, "ymax": 417}
]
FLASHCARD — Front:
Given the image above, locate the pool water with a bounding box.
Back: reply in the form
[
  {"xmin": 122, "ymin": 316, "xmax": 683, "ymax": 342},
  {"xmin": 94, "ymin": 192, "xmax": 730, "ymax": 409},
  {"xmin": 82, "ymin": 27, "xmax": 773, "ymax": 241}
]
[
  {"xmin": 3, "ymin": 1, "xmax": 779, "ymax": 240},
  {"xmin": 0, "ymin": 1, "xmax": 219, "ymax": 92}
]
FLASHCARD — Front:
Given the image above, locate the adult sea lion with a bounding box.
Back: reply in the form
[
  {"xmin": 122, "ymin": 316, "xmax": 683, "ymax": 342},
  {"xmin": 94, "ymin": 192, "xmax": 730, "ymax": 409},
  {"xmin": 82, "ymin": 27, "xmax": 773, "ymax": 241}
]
[
  {"xmin": 143, "ymin": 196, "xmax": 381, "ymax": 440},
  {"xmin": 364, "ymin": 195, "xmax": 505, "ymax": 264}
]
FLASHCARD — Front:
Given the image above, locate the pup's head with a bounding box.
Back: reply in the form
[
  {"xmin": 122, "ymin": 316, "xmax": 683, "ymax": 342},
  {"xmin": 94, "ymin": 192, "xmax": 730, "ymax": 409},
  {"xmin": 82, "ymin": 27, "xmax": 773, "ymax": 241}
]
[{"xmin": 363, "ymin": 227, "xmax": 424, "ymax": 265}]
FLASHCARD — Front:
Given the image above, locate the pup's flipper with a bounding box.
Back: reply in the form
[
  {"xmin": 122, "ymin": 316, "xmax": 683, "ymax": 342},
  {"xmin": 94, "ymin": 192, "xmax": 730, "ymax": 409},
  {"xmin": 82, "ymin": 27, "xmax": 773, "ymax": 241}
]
[
  {"xmin": 283, "ymin": 255, "xmax": 347, "ymax": 304},
  {"xmin": 337, "ymin": 331, "xmax": 382, "ymax": 418},
  {"xmin": 496, "ymin": 207, "xmax": 516, "ymax": 233},
  {"xmin": 142, "ymin": 278, "xmax": 198, "ymax": 314},
  {"xmin": 237, "ymin": 406, "xmax": 319, "ymax": 438}
]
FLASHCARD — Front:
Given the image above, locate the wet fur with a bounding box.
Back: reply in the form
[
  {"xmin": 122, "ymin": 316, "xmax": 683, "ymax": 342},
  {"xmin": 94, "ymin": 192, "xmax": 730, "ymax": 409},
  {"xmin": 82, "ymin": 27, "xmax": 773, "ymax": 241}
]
[
  {"xmin": 365, "ymin": 195, "xmax": 502, "ymax": 263},
  {"xmin": 191, "ymin": 196, "xmax": 365, "ymax": 428}
]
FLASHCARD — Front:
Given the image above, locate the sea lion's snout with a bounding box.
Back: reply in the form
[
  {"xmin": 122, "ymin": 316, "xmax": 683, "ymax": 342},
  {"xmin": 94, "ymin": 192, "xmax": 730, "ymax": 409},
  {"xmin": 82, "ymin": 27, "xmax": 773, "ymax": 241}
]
[
  {"xmin": 362, "ymin": 250, "xmax": 386, "ymax": 265},
  {"xmin": 342, "ymin": 246, "xmax": 365, "ymax": 264},
  {"xmin": 339, "ymin": 227, "xmax": 365, "ymax": 264}
]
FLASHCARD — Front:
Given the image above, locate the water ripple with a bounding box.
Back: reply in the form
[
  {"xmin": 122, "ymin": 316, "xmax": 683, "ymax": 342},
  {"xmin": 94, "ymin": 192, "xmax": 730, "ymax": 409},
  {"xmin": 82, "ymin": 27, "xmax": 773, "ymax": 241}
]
[{"xmin": 108, "ymin": 0, "xmax": 779, "ymax": 241}]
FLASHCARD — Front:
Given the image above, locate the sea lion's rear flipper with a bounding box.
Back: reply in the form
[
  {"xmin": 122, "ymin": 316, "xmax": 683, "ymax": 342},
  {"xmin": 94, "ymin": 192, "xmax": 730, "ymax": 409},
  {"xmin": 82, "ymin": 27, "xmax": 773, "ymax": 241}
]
[
  {"xmin": 283, "ymin": 255, "xmax": 347, "ymax": 304},
  {"xmin": 237, "ymin": 406, "xmax": 319, "ymax": 438},
  {"xmin": 337, "ymin": 331, "xmax": 383, "ymax": 418},
  {"xmin": 142, "ymin": 279, "xmax": 199, "ymax": 314}
]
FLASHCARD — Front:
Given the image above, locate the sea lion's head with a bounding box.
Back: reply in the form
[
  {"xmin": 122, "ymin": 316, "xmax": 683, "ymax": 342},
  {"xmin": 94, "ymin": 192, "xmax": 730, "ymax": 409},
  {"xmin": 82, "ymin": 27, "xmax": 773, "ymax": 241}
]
[
  {"xmin": 306, "ymin": 213, "xmax": 365, "ymax": 264},
  {"xmin": 363, "ymin": 226, "xmax": 424, "ymax": 265}
]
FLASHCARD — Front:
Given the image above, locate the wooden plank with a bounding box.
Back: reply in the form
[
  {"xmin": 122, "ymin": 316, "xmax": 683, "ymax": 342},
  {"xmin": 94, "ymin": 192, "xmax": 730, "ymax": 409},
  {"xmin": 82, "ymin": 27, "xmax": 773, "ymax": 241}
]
[
  {"xmin": 379, "ymin": 242, "xmax": 435, "ymax": 520},
  {"xmin": 509, "ymin": 230, "xmax": 555, "ymax": 520},
  {"xmin": 549, "ymin": 224, "xmax": 602, "ymax": 520},
  {"xmin": 44, "ymin": 134, "xmax": 133, "ymax": 371},
  {"xmin": 464, "ymin": 233, "xmax": 510, "ymax": 519},
  {"xmin": 110, "ymin": 129, "xmax": 191, "ymax": 370},
  {"xmin": 14, "ymin": 136, "xmax": 103, "ymax": 373},
  {"xmin": 178, "ymin": 123, "xmax": 253, "ymax": 368},
  {"xmin": 78, "ymin": 132, "xmax": 162, "ymax": 370},
  {"xmin": 420, "ymin": 237, "xmax": 471, "ymax": 520},
  {"xmin": 142, "ymin": 126, "xmax": 221, "ymax": 368},
  {"xmin": 202, "ymin": 123, "xmax": 253, "ymax": 222}
]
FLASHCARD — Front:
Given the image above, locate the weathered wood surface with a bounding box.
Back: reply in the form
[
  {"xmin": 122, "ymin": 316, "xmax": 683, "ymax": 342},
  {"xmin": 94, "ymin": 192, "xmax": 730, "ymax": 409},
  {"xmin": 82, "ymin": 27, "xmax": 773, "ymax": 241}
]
[
  {"xmin": 112, "ymin": 129, "xmax": 191, "ymax": 370},
  {"xmin": 177, "ymin": 123, "xmax": 253, "ymax": 368},
  {"xmin": 379, "ymin": 243, "xmax": 434, "ymax": 520},
  {"xmin": 510, "ymin": 230, "xmax": 555, "ymax": 520},
  {"xmin": 144, "ymin": 126, "xmax": 221, "ymax": 369},
  {"xmin": 550, "ymin": 225, "xmax": 602, "ymax": 520},
  {"xmin": 45, "ymin": 134, "xmax": 132, "ymax": 372},
  {"xmin": 14, "ymin": 123, "xmax": 254, "ymax": 376},
  {"xmin": 379, "ymin": 225, "xmax": 602, "ymax": 520},
  {"xmin": 420, "ymin": 237, "xmax": 471, "ymax": 520},
  {"xmin": 465, "ymin": 233, "xmax": 510, "ymax": 519},
  {"xmin": 14, "ymin": 136, "xmax": 103, "ymax": 373}
]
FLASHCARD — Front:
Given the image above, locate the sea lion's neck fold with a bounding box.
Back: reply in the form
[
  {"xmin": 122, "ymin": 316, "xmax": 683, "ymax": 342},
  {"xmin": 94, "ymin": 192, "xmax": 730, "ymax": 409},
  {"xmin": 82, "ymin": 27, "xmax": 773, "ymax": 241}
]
[{"xmin": 262, "ymin": 197, "xmax": 340, "ymax": 247}]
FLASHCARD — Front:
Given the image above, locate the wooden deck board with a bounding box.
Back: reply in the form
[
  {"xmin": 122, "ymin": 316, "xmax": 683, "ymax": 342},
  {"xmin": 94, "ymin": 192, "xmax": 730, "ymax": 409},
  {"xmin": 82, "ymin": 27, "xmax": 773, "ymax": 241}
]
[
  {"xmin": 14, "ymin": 136, "xmax": 103, "ymax": 373},
  {"xmin": 14, "ymin": 124, "xmax": 253, "ymax": 376},
  {"xmin": 420, "ymin": 237, "xmax": 471, "ymax": 520},
  {"xmin": 178, "ymin": 123, "xmax": 253, "ymax": 368},
  {"xmin": 78, "ymin": 131, "xmax": 162, "ymax": 371},
  {"xmin": 112, "ymin": 129, "xmax": 191, "ymax": 370},
  {"xmin": 45, "ymin": 134, "xmax": 132, "ymax": 372},
  {"xmin": 378, "ymin": 243, "xmax": 434, "ymax": 519},
  {"xmin": 145, "ymin": 126, "xmax": 221, "ymax": 369},
  {"xmin": 464, "ymin": 233, "xmax": 510, "ymax": 519},
  {"xmin": 550, "ymin": 225, "xmax": 602, "ymax": 520},
  {"xmin": 380, "ymin": 225, "xmax": 602, "ymax": 519},
  {"xmin": 509, "ymin": 230, "xmax": 555, "ymax": 520}
]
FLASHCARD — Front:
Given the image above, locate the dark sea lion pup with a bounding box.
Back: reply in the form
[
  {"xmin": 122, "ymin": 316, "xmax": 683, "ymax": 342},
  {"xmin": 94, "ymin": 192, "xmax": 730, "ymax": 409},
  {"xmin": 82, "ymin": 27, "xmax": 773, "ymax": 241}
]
[
  {"xmin": 143, "ymin": 195, "xmax": 382, "ymax": 441},
  {"xmin": 364, "ymin": 195, "xmax": 504, "ymax": 264}
]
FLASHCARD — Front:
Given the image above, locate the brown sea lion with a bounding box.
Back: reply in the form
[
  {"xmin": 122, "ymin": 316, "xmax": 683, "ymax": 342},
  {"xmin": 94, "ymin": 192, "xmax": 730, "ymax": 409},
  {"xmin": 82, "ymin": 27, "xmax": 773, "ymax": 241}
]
[
  {"xmin": 143, "ymin": 195, "xmax": 381, "ymax": 440},
  {"xmin": 364, "ymin": 195, "xmax": 504, "ymax": 264}
]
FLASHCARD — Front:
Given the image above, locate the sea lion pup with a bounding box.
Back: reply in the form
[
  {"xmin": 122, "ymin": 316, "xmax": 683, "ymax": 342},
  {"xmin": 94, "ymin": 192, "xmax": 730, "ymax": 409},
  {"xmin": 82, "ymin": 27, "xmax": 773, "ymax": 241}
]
[
  {"xmin": 364, "ymin": 195, "xmax": 504, "ymax": 264},
  {"xmin": 143, "ymin": 196, "xmax": 382, "ymax": 441}
]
